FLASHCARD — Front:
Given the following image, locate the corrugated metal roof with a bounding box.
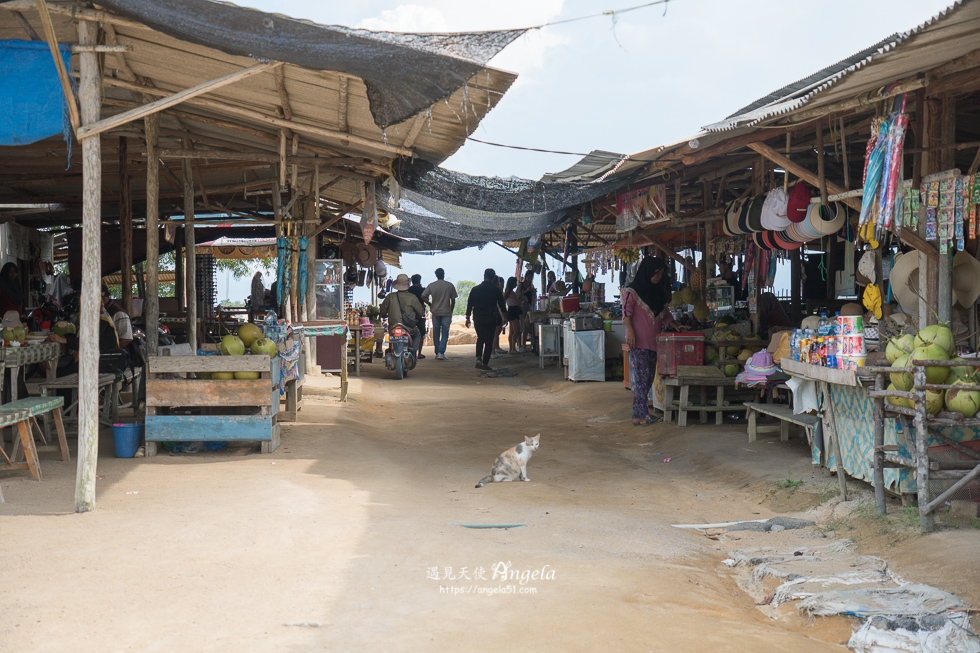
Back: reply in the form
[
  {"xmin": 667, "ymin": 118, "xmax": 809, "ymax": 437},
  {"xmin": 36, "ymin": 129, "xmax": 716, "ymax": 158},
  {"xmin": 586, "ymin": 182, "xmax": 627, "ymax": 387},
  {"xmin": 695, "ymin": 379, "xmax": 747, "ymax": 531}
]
[{"xmin": 539, "ymin": 150, "xmax": 627, "ymax": 184}]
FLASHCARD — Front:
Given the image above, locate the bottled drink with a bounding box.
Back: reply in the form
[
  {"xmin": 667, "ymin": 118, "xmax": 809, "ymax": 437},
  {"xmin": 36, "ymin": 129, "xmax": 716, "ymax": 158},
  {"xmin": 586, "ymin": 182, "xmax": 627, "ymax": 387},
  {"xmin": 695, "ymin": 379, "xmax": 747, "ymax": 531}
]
[
  {"xmin": 827, "ymin": 335, "xmax": 837, "ymax": 369},
  {"xmin": 817, "ymin": 312, "xmax": 831, "ymax": 338}
]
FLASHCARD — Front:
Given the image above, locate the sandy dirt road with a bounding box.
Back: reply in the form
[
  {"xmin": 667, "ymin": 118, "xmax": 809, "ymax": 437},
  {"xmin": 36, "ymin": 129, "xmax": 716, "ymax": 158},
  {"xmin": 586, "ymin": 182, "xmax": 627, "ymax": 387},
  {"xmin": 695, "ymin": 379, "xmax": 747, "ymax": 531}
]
[{"xmin": 1, "ymin": 343, "xmax": 977, "ymax": 652}]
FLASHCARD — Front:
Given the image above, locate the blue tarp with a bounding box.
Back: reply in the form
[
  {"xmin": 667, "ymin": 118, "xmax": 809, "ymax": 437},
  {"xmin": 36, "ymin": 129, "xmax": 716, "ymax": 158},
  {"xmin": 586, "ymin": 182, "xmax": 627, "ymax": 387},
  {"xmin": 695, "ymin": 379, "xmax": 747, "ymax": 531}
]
[{"xmin": 0, "ymin": 39, "xmax": 72, "ymax": 146}]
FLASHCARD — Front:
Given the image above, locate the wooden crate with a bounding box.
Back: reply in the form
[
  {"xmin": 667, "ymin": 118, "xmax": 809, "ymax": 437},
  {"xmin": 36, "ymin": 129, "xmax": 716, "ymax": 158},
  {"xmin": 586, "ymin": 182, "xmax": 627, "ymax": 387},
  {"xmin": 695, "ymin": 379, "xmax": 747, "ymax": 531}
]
[{"xmin": 144, "ymin": 355, "xmax": 280, "ymax": 456}]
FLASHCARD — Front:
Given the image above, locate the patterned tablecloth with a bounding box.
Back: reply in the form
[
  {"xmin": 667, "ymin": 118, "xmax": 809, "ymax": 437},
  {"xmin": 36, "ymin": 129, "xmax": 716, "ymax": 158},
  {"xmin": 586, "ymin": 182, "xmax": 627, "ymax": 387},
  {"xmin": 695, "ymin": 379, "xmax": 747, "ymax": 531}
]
[
  {"xmin": 1, "ymin": 341, "xmax": 65, "ymax": 367},
  {"xmin": 826, "ymin": 383, "xmax": 980, "ymax": 493},
  {"xmin": 294, "ymin": 324, "xmax": 348, "ymax": 338}
]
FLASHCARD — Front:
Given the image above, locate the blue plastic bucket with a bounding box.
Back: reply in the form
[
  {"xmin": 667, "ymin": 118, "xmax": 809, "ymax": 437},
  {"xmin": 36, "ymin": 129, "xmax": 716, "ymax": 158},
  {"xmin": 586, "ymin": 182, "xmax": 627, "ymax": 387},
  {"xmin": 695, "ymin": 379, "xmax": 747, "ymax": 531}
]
[{"xmin": 112, "ymin": 423, "xmax": 144, "ymax": 458}]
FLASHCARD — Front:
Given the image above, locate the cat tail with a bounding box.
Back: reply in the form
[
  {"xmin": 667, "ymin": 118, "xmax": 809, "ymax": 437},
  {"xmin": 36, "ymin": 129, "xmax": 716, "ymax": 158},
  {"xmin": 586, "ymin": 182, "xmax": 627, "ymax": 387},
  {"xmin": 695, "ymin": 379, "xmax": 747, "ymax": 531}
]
[{"xmin": 475, "ymin": 475, "xmax": 493, "ymax": 489}]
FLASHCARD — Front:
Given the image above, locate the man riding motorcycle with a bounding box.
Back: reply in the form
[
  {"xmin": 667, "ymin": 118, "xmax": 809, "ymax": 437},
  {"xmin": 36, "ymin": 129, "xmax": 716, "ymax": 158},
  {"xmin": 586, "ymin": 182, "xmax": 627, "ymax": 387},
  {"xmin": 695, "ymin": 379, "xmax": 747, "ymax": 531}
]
[{"xmin": 379, "ymin": 274, "xmax": 425, "ymax": 377}]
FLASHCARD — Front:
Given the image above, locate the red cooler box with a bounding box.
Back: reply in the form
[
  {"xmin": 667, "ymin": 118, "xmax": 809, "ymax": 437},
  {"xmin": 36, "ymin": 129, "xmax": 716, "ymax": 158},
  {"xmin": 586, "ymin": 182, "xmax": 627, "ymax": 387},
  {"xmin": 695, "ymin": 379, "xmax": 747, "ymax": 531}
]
[
  {"xmin": 561, "ymin": 294, "xmax": 580, "ymax": 313},
  {"xmin": 655, "ymin": 333, "xmax": 704, "ymax": 376}
]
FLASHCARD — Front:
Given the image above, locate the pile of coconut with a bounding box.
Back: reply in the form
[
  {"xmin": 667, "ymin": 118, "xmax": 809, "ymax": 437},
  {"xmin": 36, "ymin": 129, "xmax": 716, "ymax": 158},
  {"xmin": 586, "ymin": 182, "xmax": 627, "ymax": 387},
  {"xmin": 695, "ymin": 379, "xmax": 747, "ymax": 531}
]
[
  {"xmin": 670, "ymin": 287, "xmax": 711, "ymax": 321},
  {"xmin": 884, "ymin": 323, "xmax": 980, "ymax": 418}
]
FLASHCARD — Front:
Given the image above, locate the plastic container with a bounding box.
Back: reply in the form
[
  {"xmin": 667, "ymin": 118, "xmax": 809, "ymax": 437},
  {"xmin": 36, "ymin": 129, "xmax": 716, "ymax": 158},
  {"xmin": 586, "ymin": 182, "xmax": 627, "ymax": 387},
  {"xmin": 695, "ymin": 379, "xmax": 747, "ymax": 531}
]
[
  {"xmin": 655, "ymin": 333, "xmax": 705, "ymax": 376},
  {"xmin": 839, "ymin": 334, "xmax": 866, "ymax": 356},
  {"xmin": 112, "ymin": 422, "xmax": 144, "ymax": 458},
  {"xmin": 841, "ymin": 355, "xmax": 866, "ymax": 371},
  {"xmin": 837, "ymin": 315, "xmax": 864, "ymax": 336},
  {"xmin": 561, "ymin": 295, "xmax": 580, "ymax": 313},
  {"xmin": 603, "ymin": 320, "xmax": 612, "ymax": 332}
]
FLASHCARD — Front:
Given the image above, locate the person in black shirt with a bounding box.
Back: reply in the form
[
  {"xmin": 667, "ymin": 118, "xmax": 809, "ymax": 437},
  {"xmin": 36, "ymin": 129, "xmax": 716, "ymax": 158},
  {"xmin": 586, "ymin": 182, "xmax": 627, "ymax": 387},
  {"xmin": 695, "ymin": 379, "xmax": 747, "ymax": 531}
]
[
  {"xmin": 408, "ymin": 274, "xmax": 428, "ymax": 359},
  {"xmin": 718, "ymin": 257, "xmax": 744, "ymax": 302},
  {"xmin": 465, "ymin": 268, "xmax": 507, "ymax": 370}
]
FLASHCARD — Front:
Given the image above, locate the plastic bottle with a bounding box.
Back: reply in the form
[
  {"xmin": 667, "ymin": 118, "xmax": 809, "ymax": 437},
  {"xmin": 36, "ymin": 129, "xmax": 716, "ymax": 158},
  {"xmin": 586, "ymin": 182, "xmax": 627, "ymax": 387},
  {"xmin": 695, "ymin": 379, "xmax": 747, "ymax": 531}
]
[
  {"xmin": 817, "ymin": 312, "xmax": 830, "ymax": 338},
  {"xmin": 827, "ymin": 334, "xmax": 837, "ymax": 369}
]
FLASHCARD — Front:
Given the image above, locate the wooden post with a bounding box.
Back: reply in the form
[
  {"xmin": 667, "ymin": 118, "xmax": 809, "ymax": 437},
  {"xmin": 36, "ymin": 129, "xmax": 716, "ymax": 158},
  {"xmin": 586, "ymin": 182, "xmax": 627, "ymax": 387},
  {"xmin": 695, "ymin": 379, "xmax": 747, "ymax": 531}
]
[
  {"xmin": 912, "ymin": 365, "xmax": 934, "ymax": 531},
  {"xmin": 182, "ymin": 159, "xmax": 197, "ymax": 351},
  {"xmin": 272, "ymin": 177, "xmax": 283, "ymax": 315},
  {"xmin": 790, "ymin": 249, "xmax": 802, "ymax": 322},
  {"xmin": 816, "ymin": 120, "xmax": 835, "ymax": 302},
  {"xmin": 872, "ymin": 372, "xmax": 886, "ymax": 515},
  {"xmin": 822, "ymin": 382, "xmax": 848, "ymax": 501},
  {"xmin": 175, "ymin": 232, "xmax": 184, "ymax": 309},
  {"xmin": 118, "ymin": 136, "xmax": 133, "ymax": 314},
  {"xmin": 145, "ymin": 113, "xmax": 160, "ymax": 354},
  {"xmin": 74, "ymin": 18, "xmax": 101, "ymax": 514},
  {"xmin": 936, "ymin": 95, "xmax": 956, "ymax": 325}
]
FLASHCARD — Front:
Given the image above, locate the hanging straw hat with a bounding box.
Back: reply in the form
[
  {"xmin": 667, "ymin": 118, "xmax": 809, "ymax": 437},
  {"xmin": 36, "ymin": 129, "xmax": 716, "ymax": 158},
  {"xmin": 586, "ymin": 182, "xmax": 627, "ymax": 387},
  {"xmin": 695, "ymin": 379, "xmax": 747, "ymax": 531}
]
[
  {"xmin": 1, "ymin": 310, "xmax": 23, "ymax": 329},
  {"xmin": 889, "ymin": 251, "xmax": 921, "ymax": 313},
  {"xmin": 952, "ymin": 250, "xmax": 980, "ymax": 308}
]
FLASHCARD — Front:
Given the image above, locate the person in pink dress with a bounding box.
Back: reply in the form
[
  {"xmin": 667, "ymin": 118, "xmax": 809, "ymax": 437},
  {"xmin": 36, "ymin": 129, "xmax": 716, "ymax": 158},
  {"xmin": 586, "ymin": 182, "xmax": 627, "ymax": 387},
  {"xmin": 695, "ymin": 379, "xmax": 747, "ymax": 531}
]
[{"xmin": 622, "ymin": 256, "xmax": 673, "ymax": 426}]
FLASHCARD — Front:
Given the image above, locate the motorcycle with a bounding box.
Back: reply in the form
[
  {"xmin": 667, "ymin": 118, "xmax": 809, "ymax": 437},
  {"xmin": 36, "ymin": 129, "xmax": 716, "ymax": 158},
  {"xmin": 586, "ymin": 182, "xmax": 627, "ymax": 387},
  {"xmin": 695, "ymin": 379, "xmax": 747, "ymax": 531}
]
[{"xmin": 384, "ymin": 322, "xmax": 417, "ymax": 379}]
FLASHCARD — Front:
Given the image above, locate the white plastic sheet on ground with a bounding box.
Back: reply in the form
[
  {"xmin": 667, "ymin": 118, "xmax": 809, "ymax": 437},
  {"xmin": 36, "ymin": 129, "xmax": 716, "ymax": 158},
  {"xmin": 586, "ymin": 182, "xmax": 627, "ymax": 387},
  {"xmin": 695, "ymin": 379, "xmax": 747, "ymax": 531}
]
[
  {"xmin": 800, "ymin": 584, "xmax": 964, "ymax": 618},
  {"xmin": 848, "ymin": 615, "xmax": 980, "ymax": 653}
]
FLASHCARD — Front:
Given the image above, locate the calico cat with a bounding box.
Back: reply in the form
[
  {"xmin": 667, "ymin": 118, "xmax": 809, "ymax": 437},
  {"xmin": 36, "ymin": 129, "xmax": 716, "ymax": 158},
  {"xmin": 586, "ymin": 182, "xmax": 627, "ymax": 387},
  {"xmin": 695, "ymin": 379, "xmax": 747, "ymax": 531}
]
[{"xmin": 475, "ymin": 434, "xmax": 540, "ymax": 488}]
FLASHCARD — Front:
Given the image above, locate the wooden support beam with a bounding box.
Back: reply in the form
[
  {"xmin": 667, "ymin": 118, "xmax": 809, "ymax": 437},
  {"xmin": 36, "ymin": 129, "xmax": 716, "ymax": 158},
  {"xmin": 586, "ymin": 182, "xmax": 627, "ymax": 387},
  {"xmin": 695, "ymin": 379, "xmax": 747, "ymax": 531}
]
[
  {"xmin": 118, "ymin": 136, "xmax": 133, "ymax": 314},
  {"xmin": 74, "ymin": 17, "xmax": 100, "ymax": 514},
  {"xmin": 682, "ymin": 125, "xmax": 792, "ymax": 167},
  {"xmin": 34, "ymin": 0, "xmax": 80, "ymax": 134},
  {"xmin": 747, "ymin": 141, "xmax": 861, "ymax": 211},
  {"xmin": 646, "ymin": 236, "xmax": 697, "ymax": 274},
  {"xmin": 182, "ymin": 158, "xmax": 198, "ymax": 351},
  {"xmin": 77, "ymin": 61, "xmax": 282, "ymax": 140},
  {"xmin": 274, "ymin": 65, "xmax": 293, "ymax": 121},
  {"xmin": 402, "ymin": 111, "xmax": 428, "ymax": 149},
  {"xmin": 12, "ymin": 10, "xmax": 40, "ymax": 40},
  {"xmin": 145, "ymin": 115, "xmax": 160, "ymax": 354}
]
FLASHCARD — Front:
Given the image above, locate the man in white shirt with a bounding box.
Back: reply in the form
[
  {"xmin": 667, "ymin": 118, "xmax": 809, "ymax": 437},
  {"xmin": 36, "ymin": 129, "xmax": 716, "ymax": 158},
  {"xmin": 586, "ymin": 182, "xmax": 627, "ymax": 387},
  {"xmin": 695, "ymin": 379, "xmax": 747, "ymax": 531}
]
[{"xmin": 421, "ymin": 267, "xmax": 458, "ymax": 361}]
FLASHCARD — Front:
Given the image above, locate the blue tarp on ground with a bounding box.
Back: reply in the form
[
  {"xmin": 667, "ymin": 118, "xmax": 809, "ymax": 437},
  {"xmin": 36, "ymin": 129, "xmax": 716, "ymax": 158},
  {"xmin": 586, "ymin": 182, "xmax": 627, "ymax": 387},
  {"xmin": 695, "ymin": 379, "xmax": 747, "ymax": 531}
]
[{"xmin": 0, "ymin": 39, "xmax": 72, "ymax": 146}]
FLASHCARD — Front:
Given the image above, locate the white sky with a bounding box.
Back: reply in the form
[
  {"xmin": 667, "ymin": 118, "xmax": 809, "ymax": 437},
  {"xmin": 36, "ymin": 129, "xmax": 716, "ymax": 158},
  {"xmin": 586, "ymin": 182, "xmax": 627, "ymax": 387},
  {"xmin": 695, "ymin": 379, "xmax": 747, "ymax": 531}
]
[{"xmin": 219, "ymin": 0, "xmax": 956, "ymax": 303}]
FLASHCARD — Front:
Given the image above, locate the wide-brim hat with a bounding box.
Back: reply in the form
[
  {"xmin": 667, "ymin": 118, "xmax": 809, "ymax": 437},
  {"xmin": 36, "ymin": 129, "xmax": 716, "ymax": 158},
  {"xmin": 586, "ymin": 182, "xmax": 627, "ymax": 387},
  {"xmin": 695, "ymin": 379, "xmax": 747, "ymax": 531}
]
[
  {"xmin": 953, "ymin": 251, "xmax": 980, "ymax": 308},
  {"xmin": 392, "ymin": 273, "xmax": 411, "ymax": 291},
  {"xmin": 1, "ymin": 310, "xmax": 22, "ymax": 329},
  {"xmin": 725, "ymin": 199, "xmax": 744, "ymax": 236},
  {"xmin": 766, "ymin": 331, "xmax": 791, "ymax": 361},
  {"xmin": 774, "ymin": 231, "xmax": 803, "ymax": 250},
  {"xmin": 746, "ymin": 195, "xmax": 766, "ymax": 233},
  {"xmin": 745, "ymin": 351, "xmax": 777, "ymax": 376},
  {"xmin": 355, "ymin": 243, "xmax": 378, "ymax": 267},
  {"xmin": 856, "ymin": 250, "xmax": 877, "ymax": 286},
  {"xmin": 889, "ymin": 251, "xmax": 921, "ymax": 312},
  {"xmin": 760, "ymin": 188, "xmax": 791, "ymax": 231},
  {"xmin": 840, "ymin": 302, "xmax": 865, "ymax": 317},
  {"xmin": 807, "ymin": 201, "xmax": 846, "ymax": 236}
]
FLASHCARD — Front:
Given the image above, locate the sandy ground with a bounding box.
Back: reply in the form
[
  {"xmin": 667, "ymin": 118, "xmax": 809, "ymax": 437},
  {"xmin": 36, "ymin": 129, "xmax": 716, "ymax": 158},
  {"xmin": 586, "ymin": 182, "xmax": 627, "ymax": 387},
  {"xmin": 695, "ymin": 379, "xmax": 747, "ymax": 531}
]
[{"xmin": 1, "ymin": 344, "xmax": 978, "ymax": 652}]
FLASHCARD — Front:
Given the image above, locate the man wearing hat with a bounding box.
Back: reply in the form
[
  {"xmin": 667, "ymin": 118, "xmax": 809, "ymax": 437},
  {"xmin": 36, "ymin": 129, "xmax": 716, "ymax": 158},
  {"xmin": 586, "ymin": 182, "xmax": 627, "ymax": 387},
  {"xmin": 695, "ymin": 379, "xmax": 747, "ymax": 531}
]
[{"xmin": 379, "ymin": 273, "xmax": 425, "ymax": 357}]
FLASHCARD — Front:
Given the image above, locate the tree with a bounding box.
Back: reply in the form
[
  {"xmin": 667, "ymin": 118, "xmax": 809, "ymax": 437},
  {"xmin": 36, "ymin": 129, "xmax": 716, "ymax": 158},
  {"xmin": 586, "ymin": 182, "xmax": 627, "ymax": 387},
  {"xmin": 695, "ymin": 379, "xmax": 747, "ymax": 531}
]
[
  {"xmin": 453, "ymin": 280, "xmax": 475, "ymax": 316},
  {"xmin": 215, "ymin": 257, "xmax": 276, "ymax": 278}
]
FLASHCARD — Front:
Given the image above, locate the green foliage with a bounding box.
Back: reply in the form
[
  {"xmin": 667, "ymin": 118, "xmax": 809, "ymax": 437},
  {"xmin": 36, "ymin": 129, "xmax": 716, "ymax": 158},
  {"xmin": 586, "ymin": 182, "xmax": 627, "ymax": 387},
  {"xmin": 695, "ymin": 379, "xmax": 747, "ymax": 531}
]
[
  {"xmin": 775, "ymin": 479, "xmax": 803, "ymax": 489},
  {"xmin": 453, "ymin": 280, "xmax": 475, "ymax": 316},
  {"xmin": 215, "ymin": 258, "xmax": 276, "ymax": 279}
]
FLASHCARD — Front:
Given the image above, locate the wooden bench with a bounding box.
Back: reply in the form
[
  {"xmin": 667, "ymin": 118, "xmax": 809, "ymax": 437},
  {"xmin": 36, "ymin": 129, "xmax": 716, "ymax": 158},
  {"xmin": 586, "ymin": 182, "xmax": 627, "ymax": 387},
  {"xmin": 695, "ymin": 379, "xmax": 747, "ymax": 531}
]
[
  {"xmin": 0, "ymin": 396, "xmax": 68, "ymax": 481},
  {"xmin": 661, "ymin": 367, "xmax": 753, "ymax": 427},
  {"xmin": 746, "ymin": 402, "xmax": 819, "ymax": 443},
  {"xmin": 38, "ymin": 373, "xmax": 119, "ymax": 429}
]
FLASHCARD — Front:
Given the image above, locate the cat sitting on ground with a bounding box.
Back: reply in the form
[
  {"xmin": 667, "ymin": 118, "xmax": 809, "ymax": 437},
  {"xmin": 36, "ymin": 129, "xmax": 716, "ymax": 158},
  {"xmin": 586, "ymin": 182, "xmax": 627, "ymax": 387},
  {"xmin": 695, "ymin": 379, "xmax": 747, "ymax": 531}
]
[{"xmin": 475, "ymin": 434, "xmax": 540, "ymax": 488}]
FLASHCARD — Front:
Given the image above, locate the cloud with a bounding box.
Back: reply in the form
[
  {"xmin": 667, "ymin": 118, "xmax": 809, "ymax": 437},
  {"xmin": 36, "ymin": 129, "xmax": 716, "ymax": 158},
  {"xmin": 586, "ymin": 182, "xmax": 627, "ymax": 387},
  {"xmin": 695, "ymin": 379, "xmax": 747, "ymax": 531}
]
[{"xmin": 356, "ymin": 4, "xmax": 448, "ymax": 32}]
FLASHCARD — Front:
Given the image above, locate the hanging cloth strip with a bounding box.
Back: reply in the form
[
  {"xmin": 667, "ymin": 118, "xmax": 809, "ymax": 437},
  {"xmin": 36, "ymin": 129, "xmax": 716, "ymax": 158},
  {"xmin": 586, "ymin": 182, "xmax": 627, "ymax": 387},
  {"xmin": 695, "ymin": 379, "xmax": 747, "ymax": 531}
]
[{"xmin": 297, "ymin": 236, "xmax": 309, "ymax": 305}]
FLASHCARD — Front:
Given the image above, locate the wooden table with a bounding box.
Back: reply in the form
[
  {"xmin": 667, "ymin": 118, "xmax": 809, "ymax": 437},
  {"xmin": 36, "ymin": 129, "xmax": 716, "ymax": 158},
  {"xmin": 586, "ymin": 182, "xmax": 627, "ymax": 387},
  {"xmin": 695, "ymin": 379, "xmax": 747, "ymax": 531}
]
[
  {"xmin": 661, "ymin": 366, "xmax": 752, "ymax": 427},
  {"xmin": 2, "ymin": 341, "xmax": 65, "ymax": 400}
]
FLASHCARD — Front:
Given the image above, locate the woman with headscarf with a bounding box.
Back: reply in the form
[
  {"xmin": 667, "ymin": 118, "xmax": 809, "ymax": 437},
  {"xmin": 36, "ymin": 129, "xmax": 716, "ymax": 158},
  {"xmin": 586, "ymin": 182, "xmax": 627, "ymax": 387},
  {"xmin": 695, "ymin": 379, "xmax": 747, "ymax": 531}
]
[
  {"xmin": 0, "ymin": 262, "xmax": 24, "ymax": 316},
  {"xmin": 622, "ymin": 256, "xmax": 673, "ymax": 426}
]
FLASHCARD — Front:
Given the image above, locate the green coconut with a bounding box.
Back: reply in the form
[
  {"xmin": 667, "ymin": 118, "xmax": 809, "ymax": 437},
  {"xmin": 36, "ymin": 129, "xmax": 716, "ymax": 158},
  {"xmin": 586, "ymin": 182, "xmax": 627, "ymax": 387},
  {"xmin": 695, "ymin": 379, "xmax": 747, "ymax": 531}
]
[
  {"xmin": 707, "ymin": 356, "xmax": 720, "ymax": 366},
  {"xmin": 913, "ymin": 323, "xmax": 955, "ymax": 357},
  {"xmin": 885, "ymin": 334, "xmax": 915, "ymax": 364},
  {"xmin": 945, "ymin": 380, "xmax": 980, "ymax": 419},
  {"xmin": 909, "ymin": 343, "xmax": 951, "ymax": 385},
  {"xmin": 890, "ymin": 353, "xmax": 913, "ymax": 392},
  {"xmin": 52, "ymin": 321, "xmax": 76, "ymax": 336},
  {"xmin": 723, "ymin": 364, "xmax": 739, "ymax": 377},
  {"xmin": 704, "ymin": 345, "xmax": 718, "ymax": 362},
  {"xmin": 924, "ymin": 388, "xmax": 945, "ymax": 415},
  {"xmin": 885, "ymin": 383, "xmax": 910, "ymax": 410},
  {"xmin": 692, "ymin": 302, "xmax": 710, "ymax": 320},
  {"xmin": 737, "ymin": 348, "xmax": 754, "ymax": 361},
  {"xmin": 945, "ymin": 358, "xmax": 979, "ymax": 385}
]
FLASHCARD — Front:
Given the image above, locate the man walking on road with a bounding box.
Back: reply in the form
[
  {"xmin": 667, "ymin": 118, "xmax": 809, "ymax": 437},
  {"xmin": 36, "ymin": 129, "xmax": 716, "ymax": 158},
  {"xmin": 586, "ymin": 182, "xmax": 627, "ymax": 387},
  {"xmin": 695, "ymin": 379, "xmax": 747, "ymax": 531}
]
[
  {"xmin": 422, "ymin": 267, "xmax": 457, "ymax": 361},
  {"xmin": 465, "ymin": 268, "xmax": 507, "ymax": 370}
]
